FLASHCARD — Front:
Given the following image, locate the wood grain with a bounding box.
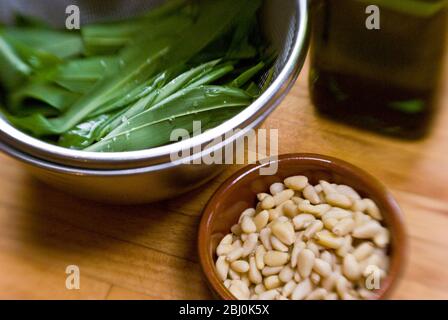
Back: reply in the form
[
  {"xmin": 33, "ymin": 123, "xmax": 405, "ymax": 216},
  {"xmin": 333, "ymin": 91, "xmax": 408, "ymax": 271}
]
[{"xmin": 0, "ymin": 56, "xmax": 447, "ymax": 300}]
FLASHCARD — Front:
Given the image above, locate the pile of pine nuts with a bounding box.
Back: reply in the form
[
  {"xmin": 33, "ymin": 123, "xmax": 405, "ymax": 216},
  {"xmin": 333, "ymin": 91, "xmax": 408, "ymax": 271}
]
[{"xmin": 214, "ymin": 176, "xmax": 390, "ymax": 300}]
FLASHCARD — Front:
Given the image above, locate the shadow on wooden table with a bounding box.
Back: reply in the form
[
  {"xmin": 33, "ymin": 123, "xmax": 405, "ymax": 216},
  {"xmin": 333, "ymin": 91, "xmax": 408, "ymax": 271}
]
[{"xmin": 9, "ymin": 174, "xmax": 213, "ymax": 299}]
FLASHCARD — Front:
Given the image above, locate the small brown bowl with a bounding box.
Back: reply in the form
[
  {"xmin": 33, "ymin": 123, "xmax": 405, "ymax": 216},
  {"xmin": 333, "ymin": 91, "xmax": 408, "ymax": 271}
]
[{"xmin": 198, "ymin": 153, "xmax": 407, "ymax": 300}]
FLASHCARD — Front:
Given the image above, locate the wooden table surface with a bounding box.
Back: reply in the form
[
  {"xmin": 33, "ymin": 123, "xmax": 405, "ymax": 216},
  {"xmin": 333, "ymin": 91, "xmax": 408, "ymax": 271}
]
[{"xmin": 1, "ymin": 56, "xmax": 447, "ymax": 300}]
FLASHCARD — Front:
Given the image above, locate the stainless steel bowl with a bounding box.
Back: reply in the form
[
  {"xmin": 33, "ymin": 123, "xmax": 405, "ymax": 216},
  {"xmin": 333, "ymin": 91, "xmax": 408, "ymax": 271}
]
[{"xmin": 0, "ymin": 0, "xmax": 309, "ymax": 204}]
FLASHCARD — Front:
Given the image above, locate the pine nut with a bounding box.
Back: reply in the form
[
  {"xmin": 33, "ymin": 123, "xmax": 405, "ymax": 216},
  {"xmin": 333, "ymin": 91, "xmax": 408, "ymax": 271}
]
[
  {"xmin": 320, "ymin": 180, "xmax": 337, "ymax": 196},
  {"xmin": 352, "ymin": 220, "xmax": 382, "ymax": 239},
  {"xmin": 337, "ymin": 185, "xmax": 361, "ymax": 200},
  {"xmin": 334, "ymin": 263, "xmax": 342, "ymax": 274},
  {"xmin": 292, "ymin": 196, "xmax": 305, "ymax": 205},
  {"xmin": 284, "ymin": 175, "xmax": 308, "ymax": 191},
  {"xmin": 276, "ymin": 216, "xmax": 290, "ymax": 223},
  {"xmin": 374, "ymin": 228, "xmax": 390, "ymax": 248},
  {"xmin": 229, "ymin": 280, "xmax": 250, "ymax": 300},
  {"xmin": 342, "ymin": 292, "xmax": 358, "ymax": 300},
  {"xmin": 219, "ymin": 234, "xmax": 233, "ymax": 246},
  {"xmin": 242, "ymin": 233, "xmax": 259, "ymax": 257},
  {"xmin": 249, "ymin": 256, "xmax": 262, "ymax": 285},
  {"xmin": 232, "ymin": 239, "xmax": 242, "ymax": 249},
  {"xmin": 258, "ymin": 289, "xmax": 278, "ymax": 300},
  {"xmin": 216, "ymin": 243, "xmax": 233, "ymax": 256},
  {"xmin": 255, "ymin": 245, "xmax": 266, "ymax": 270},
  {"xmin": 353, "ymin": 211, "xmax": 371, "ymax": 227},
  {"xmin": 226, "ymin": 247, "xmax": 244, "ymax": 262},
  {"xmin": 279, "ymin": 265, "xmax": 294, "ymax": 283},
  {"xmin": 362, "ymin": 264, "xmax": 387, "ymax": 279},
  {"xmin": 310, "ymin": 272, "xmax": 321, "ymax": 285},
  {"xmin": 322, "ymin": 272, "xmax": 339, "ymax": 292},
  {"xmin": 352, "ymin": 199, "xmax": 367, "ymax": 212},
  {"xmin": 323, "ymin": 208, "xmax": 353, "ymax": 220},
  {"xmin": 332, "ymin": 218, "xmax": 355, "ymax": 236},
  {"xmin": 253, "ymin": 210, "xmax": 269, "ymax": 231},
  {"xmin": 270, "ymin": 182, "xmax": 285, "ymax": 195},
  {"xmin": 273, "ymin": 189, "xmax": 295, "ymax": 206},
  {"xmin": 315, "ymin": 230, "xmax": 344, "ymax": 249},
  {"xmin": 231, "ymin": 260, "xmax": 250, "ymax": 273},
  {"xmin": 232, "ymin": 239, "xmax": 243, "ymax": 249},
  {"xmin": 326, "ymin": 193, "xmax": 352, "ymax": 209},
  {"xmin": 359, "ymin": 256, "xmax": 379, "ymax": 275},
  {"xmin": 260, "ymin": 228, "xmax": 272, "ymax": 250},
  {"xmin": 264, "ymin": 275, "xmax": 281, "ymax": 290},
  {"xmin": 323, "ymin": 217, "xmax": 339, "ymax": 230},
  {"xmin": 262, "ymin": 266, "xmax": 283, "ymax": 276},
  {"xmin": 306, "ymin": 288, "xmax": 327, "ymax": 300},
  {"xmin": 264, "ymin": 251, "xmax": 289, "ymax": 267},
  {"xmin": 268, "ymin": 208, "xmax": 281, "ymax": 222},
  {"xmin": 358, "ymin": 288, "xmax": 377, "ymax": 300},
  {"xmin": 364, "ymin": 198, "xmax": 382, "ymax": 220},
  {"xmin": 254, "ymin": 283, "xmax": 266, "ymax": 294},
  {"xmin": 358, "ymin": 288, "xmax": 378, "ymax": 300},
  {"xmin": 216, "ymin": 256, "xmax": 229, "ymax": 281},
  {"xmin": 283, "ymin": 201, "xmax": 298, "ymax": 218},
  {"xmin": 303, "ymin": 185, "xmax": 321, "ymax": 204},
  {"xmin": 353, "ymin": 242, "xmax": 375, "ymax": 261},
  {"xmin": 241, "ymin": 216, "xmax": 256, "ymax": 234},
  {"xmin": 238, "ymin": 208, "xmax": 256, "ymax": 223},
  {"xmin": 261, "ymin": 195, "xmax": 275, "ymax": 210},
  {"xmin": 241, "ymin": 274, "xmax": 250, "ymax": 287},
  {"xmin": 293, "ymin": 213, "xmax": 315, "ymax": 230},
  {"xmin": 271, "ymin": 235, "xmax": 289, "ymax": 252},
  {"xmin": 290, "ymin": 240, "xmax": 306, "ymax": 268},
  {"xmin": 298, "ymin": 201, "xmax": 331, "ymax": 218},
  {"xmin": 325, "ymin": 292, "xmax": 338, "ymax": 300},
  {"xmin": 291, "ymin": 278, "xmax": 312, "ymax": 300},
  {"xmin": 320, "ymin": 251, "xmax": 333, "ymax": 266},
  {"xmin": 298, "ymin": 249, "xmax": 315, "ymax": 278},
  {"xmin": 282, "ymin": 280, "xmax": 297, "ymax": 298},
  {"xmin": 303, "ymin": 220, "xmax": 324, "ymax": 240},
  {"xmin": 336, "ymin": 275, "xmax": 350, "ymax": 298},
  {"xmin": 294, "ymin": 271, "xmax": 302, "ymax": 282},
  {"xmin": 257, "ymin": 193, "xmax": 270, "ymax": 202},
  {"xmin": 229, "ymin": 268, "xmax": 241, "ymax": 280},
  {"xmin": 343, "ymin": 254, "xmax": 361, "ymax": 281},
  {"xmin": 336, "ymin": 235, "xmax": 353, "ymax": 257},
  {"xmin": 366, "ymin": 251, "xmax": 389, "ymax": 270},
  {"xmin": 306, "ymin": 240, "xmax": 320, "ymax": 257},
  {"xmin": 224, "ymin": 279, "xmax": 232, "ymax": 288},
  {"xmin": 271, "ymin": 220, "xmax": 295, "ymax": 245},
  {"xmin": 276, "ymin": 295, "xmax": 288, "ymax": 300},
  {"xmin": 313, "ymin": 258, "xmax": 332, "ymax": 278}
]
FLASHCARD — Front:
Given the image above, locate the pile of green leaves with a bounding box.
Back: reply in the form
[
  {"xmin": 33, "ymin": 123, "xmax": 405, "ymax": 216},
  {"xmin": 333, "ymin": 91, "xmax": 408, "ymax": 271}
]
[{"xmin": 0, "ymin": 0, "xmax": 274, "ymax": 152}]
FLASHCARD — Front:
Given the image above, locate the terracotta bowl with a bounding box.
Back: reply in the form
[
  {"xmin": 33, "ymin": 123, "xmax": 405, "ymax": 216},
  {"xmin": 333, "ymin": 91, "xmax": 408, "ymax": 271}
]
[{"xmin": 198, "ymin": 153, "xmax": 407, "ymax": 300}]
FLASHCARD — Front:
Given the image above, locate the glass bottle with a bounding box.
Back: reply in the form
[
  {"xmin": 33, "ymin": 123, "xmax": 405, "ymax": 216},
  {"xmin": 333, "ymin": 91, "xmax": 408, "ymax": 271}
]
[{"xmin": 310, "ymin": 0, "xmax": 447, "ymax": 139}]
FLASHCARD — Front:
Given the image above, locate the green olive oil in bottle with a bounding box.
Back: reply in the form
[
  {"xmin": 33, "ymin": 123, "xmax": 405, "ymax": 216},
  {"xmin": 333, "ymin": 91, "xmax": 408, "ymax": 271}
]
[{"xmin": 310, "ymin": 0, "xmax": 447, "ymax": 139}]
